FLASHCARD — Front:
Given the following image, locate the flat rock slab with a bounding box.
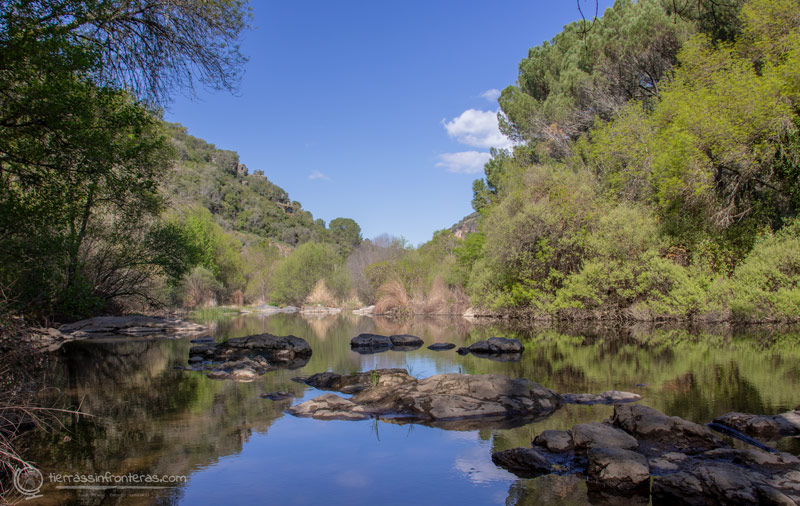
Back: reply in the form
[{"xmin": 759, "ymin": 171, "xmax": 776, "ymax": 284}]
[
  {"xmin": 572, "ymin": 422, "xmax": 639, "ymax": 451},
  {"xmin": 713, "ymin": 411, "xmax": 800, "ymax": 438},
  {"xmin": 287, "ymin": 373, "xmax": 561, "ymax": 426},
  {"xmin": 292, "ymin": 369, "xmax": 412, "ymax": 394},
  {"xmin": 563, "ymin": 390, "xmax": 642, "ymax": 405},
  {"xmin": 427, "ymin": 343, "xmax": 456, "ymax": 351},
  {"xmin": 60, "ymin": 315, "xmax": 207, "ymax": 339}
]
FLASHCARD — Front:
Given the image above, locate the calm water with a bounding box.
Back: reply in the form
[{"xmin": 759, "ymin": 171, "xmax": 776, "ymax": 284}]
[{"xmin": 17, "ymin": 313, "xmax": 800, "ymax": 505}]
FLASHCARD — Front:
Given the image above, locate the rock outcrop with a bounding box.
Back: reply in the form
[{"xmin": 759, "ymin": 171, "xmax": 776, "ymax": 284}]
[
  {"xmin": 349, "ymin": 333, "xmax": 424, "ymax": 354},
  {"xmin": 492, "ymin": 403, "xmax": 800, "ymax": 505},
  {"xmin": 713, "ymin": 410, "xmax": 800, "ymax": 438},
  {"xmin": 457, "ymin": 337, "xmax": 524, "ymax": 361},
  {"xmin": 185, "ymin": 333, "xmax": 312, "ymax": 381},
  {"xmin": 60, "ymin": 315, "xmax": 207, "ymax": 339},
  {"xmin": 287, "ymin": 371, "xmax": 562, "ymax": 426}
]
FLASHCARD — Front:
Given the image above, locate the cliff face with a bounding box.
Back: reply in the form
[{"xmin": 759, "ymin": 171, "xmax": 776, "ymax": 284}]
[{"xmin": 450, "ymin": 212, "xmax": 479, "ymax": 239}]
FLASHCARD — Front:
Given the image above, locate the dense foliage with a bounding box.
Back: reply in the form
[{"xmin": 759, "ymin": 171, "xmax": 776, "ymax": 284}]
[{"xmin": 456, "ymin": 0, "xmax": 800, "ymax": 321}]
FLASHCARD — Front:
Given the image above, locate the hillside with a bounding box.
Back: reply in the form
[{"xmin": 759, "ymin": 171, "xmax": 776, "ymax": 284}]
[{"xmin": 165, "ymin": 124, "xmax": 325, "ymax": 246}]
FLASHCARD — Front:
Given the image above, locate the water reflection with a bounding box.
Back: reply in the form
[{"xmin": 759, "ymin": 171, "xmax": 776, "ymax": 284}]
[{"xmin": 17, "ymin": 313, "xmax": 800, "ymax": 505}]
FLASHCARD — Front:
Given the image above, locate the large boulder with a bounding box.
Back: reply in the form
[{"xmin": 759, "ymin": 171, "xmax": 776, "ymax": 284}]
[
  {"xmin": 287, "ymin": 373, "xmax": 562, "ymax": 426},
  {"xmin": 571, "ymin": 422, "xmax": 639, "ymax": 451},
  {"xmin": 389, "ymin": 334, "xmax": 424, "ymax": 351},
  {"xmin": 713, "ymin": 411, "xmax": 800, "ymax": 438}
]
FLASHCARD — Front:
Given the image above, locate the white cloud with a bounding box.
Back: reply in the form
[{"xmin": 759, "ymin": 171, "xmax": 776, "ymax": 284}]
[
  {"xmin": 308, "ymin": 170, "xmax": 329, "ymax": 181},
  {"xmin": 435, "ymin": 151, "xmax": 492, "ymax": 174},
  {"xmin": 442, "ymin": 109, "xmax": 513, "ymax": 150},
  {"xmin": 480, "ymin": 88, "xmax": 501, "ymax": 102}
]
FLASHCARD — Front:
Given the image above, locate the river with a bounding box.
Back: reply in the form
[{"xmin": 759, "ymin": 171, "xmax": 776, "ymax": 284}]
[{"xmin": 17, "ymin": 313, "xmax": 800, "ymax": 505}]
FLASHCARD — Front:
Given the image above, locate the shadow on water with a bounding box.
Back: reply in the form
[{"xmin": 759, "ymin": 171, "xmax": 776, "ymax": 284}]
[{"xmin": 16, "ymin": 313, "xmax": 800, "ymax": 505}]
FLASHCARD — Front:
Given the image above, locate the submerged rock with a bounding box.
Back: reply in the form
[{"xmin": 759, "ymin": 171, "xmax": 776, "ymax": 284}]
[
  {"xmin": 287, "ymin": 372, "xmax": 561, "ymax": 426},
  {"xmin": 713, "ymin": 410, "xmax": 800, "ymax": 438},
  {"xmin": 260, "ymin": 391, "xmax": 293, "ymax": 401},
  {"xmin": 563, "ymin": 390, "xmax": 642, "ymax": 405}
]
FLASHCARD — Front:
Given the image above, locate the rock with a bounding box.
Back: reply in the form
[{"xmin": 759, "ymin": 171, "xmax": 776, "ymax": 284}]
[
  {"xmin": 287, "ymin": 373, "xmax": 562, "ymax": 425},
  {"xmin": 292, "ymin": 369, "xmax": 413, "ymax": 394},
  {"xmin": 350, "ymin": 333, "xmax": 393, "ymax": 353},
  {"xmin": 587, "ymin": 447, "xmax": 650, "ymax": 493},
  {"xmin": 427, "ymin": 343, "xmax": 456, "ymax": 351},
  {"xmin": 713, "ymin": 411, "xmax": 800, "ymax": 438},
  {"xmin": 648, "ymin": 452, "xmax": 688, "ymax": 473},
  {"xmin": 187, "ymin": 333, "xmax": 311, "ymax": 380},
  {"xmin": 352, "ymin": 305, "xmax": 375, "ymax": 315},
  {"xmin": 563, "ymin": 390, "xmax": 642, "ymax": 405},
  {"xmin": 491, "ymin": 448, "xmax": 565, "ymax": 477},
  {"xmin": 533, "ymin": 430, "xmax": 573, "ymax": 453},
  {"xmin": 260, "ymin": 392, "xmax": 293, "ymax": 401},
  {"xmin": 653, "ymin": 462, "xmax": 767, "ymax": 505},
  {"xmin": 465, "ymin": 337, "xmax": 524, "ymax": 353},
  {"xmin": 301, "ymin": 304, "xmax": 341, "ymax": 314},
  {"xmin": 190, "ymin": 336, "xmax": 215, "ymax": 344},
  {"xmin": 60, "ymin": 315, "xmax": 207, "ymax": 339},
  {"xmin": 612, "ymin": 403, "xmax": 724, "ymax": 453},
  {"xmin": 389, "ymin": 334, "xmax": 423, "ymax": 351},
  {"xmin": 457, "ymin": 337, "xmax": 524, "ymax": 361},
  {"xmin": 572, "ymin": 422, "xmax": 639, "ymax": 451},
  {"xmin": 285, "ymin": 393, "xmax": 370, "ymax": 421}
]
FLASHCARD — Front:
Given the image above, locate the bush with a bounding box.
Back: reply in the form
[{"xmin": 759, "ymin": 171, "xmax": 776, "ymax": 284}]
[
  {"xmin": 726, "ymin": 220, "xmax": 800, "ymax": 320},
  {"xmin": 269, "ymin": 242, "xmax": 349, "ymax": 305}
]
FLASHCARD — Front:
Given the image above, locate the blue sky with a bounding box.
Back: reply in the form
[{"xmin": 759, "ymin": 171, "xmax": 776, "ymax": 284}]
[{"xmin": 165, "ymin": 0, "xmax": 615, "ymax": 246}]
